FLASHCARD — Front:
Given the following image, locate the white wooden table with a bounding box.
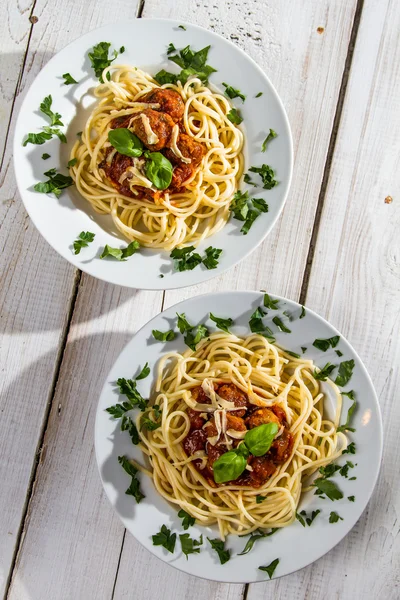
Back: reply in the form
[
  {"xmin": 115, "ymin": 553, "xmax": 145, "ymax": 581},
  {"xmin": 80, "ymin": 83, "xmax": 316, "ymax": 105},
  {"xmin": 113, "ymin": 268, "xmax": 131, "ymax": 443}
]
[{"xmin": 1, "ymin": 0, "xmax": 399, "ymax": 598}]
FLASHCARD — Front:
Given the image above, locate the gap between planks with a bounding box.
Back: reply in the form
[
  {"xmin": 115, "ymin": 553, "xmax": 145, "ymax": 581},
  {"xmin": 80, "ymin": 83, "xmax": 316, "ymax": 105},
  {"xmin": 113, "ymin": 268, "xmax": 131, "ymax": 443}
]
[{"xmin": 3, "ymin": 0, "xmax": 365, "ymax": 597}]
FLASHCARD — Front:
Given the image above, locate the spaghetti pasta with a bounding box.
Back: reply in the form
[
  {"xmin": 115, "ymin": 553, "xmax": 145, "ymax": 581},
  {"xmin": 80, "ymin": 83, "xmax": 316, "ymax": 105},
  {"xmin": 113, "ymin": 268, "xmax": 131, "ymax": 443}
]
[
  {"xmin": 69, "ymin": 65, "xmax": 244, "ymax": 250},
  {"xmin": 136, "ymin": 332, "xmax": 347, "ymax": 539}
]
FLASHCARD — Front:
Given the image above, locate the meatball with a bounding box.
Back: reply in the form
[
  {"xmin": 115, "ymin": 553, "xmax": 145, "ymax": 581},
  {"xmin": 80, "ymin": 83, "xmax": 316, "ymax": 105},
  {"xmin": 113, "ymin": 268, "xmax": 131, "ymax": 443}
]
[
  {"xmin": 187, "ymin": 408, "xmax": 205, "ymax": 431},
  {"xmin": 217, "ymin": 383, "xmax": 249, "ymax": 418},
  {"xmin": 245, "ymin": 407, "xmax": 281, "ymax": 429},
  {"xmin": 248, "ymin": 456, "xmax": 277, "ymax": 486},
  {"xmin": 183, "ymin": 428, "xmax": 207, "ymax": 456},
  {"xmin": 130, "ymin": 108, "xmax": 175, "ymax": 151},
  {"xmin": 271, "ymin": 405, "xmax": 288, "ymax": 424},
  {"xmin": 191, "ymin": 386, "xmax": 211, "ymax": 405},
  {"xmin": 270, "ymin": 428, "xmax": 294, "ymax": 463},
  {"xmin": 140, "ymin": 88, "xmax": 185, "ymax": 122},
  {"xmin": 98, "ymin": 149, "xmax": 134, "ymax": 198},
  {"xmin": 165, "ymin": 133, "xmax": 205, "ymax": 167},
  {"xmin": 170, "ymin": 162, "xmax": 195, "ymax": 191}
]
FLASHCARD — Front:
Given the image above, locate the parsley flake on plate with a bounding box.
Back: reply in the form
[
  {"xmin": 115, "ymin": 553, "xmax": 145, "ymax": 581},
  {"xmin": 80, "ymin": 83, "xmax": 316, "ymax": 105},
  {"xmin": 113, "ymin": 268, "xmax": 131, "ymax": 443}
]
[
  {"xmin": 100, "ymin": 240, "xmax": 140, "ymax": 261},
  {"xmin": 261, "ymin": 128, "xmax": 277, "ymax": 152},
  {"xmin": 249, "ymin": 307, "xmax": 275, "ymax": 342},
  {"xmin": 118, "ymin": 455, "xmax": 144, "ymax": 503},
  {"xmin": 272, "ymin": 316, "xmax": 291, "ymax": 333},
  {"xmin": 299, "ymin": 306, "xmax": 306, "ymax": 318},
  {"xmin": 178, "ymin": 24, "xmax": 187, "ymax": 30},
  {"xmin": 222, "ymin": 82, "xmax": 246, "ymax": 102},
  {"xmin": 178, "ymin": 509, "xmax": 196, "ymax": 530},
  {"xmin": 258, "ymin": 558, "xmax": 279, "ymax": 579},
  {"xmin": 296, "ymin": 509, "xmax": 321, "ymax": 527},
  {"xmin": 73, "ymin": 231, "xmax": 95, "ymax": 255},
  {"xmin": 248, "ymin": 164, "xmax": 278, "ymax": 189},
  {"xmin": 238, "ymin": 528, "xmax": 277, "ymax": 555},
  {"xmin": 42, "ymin": 153, "xmax": 50, "ymax": 160},
  {"xmin": 255, "ymin": 92, "xmax": 263, "ymax": 98},
  {"xmin": 62, "ymin": 72, "xmax": 78, "ymax": 85},
  {"xmin": 313, "ymin": 336, "xmax": 340, "ymax": 351},
  {"xmin": 335, "ymin": 359, "xmax": 355, "ymax": 387},
  {"xmin": 155, "ymin": 44, "xmax": 216, "ymax": 86},
  {"xmin": 210, "ymin": 312, "xmax": 233, "ymax": 333},
  {"xmin": 176, "ymin": 313, "xmax": 209, "ymax": 351},
  {"xmin": 106, "ymin": 363, "xmax": 150, "ymax": 416},
  {"xmin": 263, "ymin": 293, "xmax": 279, "ymax": 310},
  {"xmin": 256, "ymin": 495, "xmax": 266, "ymax": 503},
  {"xmin": 343, "ymin": 442, "xmax": 356, "ymax": 455},
  {"xmin": 167, "ymin": 43, "xmax": 176, "ymax": 54},
  {"xmin": 67, "ymin": 158, "xmax": 77, "ymax": 168},
  {"xmin": 34, "ymin": 168, "xmax": 73, "ymax": 198},
  {"xmin": 207, "ymin": 537, "xmax": 230, "ymax": 564},
  {"xmin": 88, "ymin": 41, "xmax": 124, "ymax": 82},
  {"xmin": 152, "ymin": 525, "xmax": 176, "ymax": 553},
  {"xmin": 313, "ymin": 477, "xmax": 343, "ymax": 501},
  {"xmin": 229, "ymin": 190, "xmax": 268, "ymax": 234},
  {"xmin": 120, "ymin": 415, "xmax": 139, "ymax": 445},
  {"xmin": 313, "ymin": 362, "xmax": 336, "ymax": 381},
  {"xmin": 329, "ymin": 511, "xmax": 343, "ymax": 523},
  {"xmin": 226, "ymin": 107, "xmax": 243, "ymax": 124},
  {"xmin": 152, "ymin": 329, "xmax": 176, "ymax": 342},
  {"xmin": 337, "ymin": 391, "xmax": 357, "ymax": 433},
  {"xmin": 180, "ymin": 533, "xmax": 203, "ymax": 559}
]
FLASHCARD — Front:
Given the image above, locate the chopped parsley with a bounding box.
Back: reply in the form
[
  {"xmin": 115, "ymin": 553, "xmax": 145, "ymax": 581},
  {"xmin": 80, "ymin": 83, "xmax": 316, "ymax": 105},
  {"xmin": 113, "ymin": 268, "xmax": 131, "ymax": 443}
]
[
  {"xmin": 100, "ymin": 240, "xmax": 140, "ymax": 261},
  {"xmin": 348, "ymin": 495, "xmax": 355, "ymax": 502},
  {"xmin": 284, "ymin": 350, "xmax": 301, "ymax": 358},
  {"xmin": 88, "ymin": 41, "xmax": 124, "ymax": 82},
  {"xmin": 152, "ymin": 525, "xmax": 176, "ymax": 553},
  {"xmin": 155, "ymin": 44, "xmax": 216, "ymax": 85},
  {"xmin": 339, "ymin": 461, "xmax": 355, "ymax": 478},
  {"xmin": 210, "ymin": 313, "xmax": 233, "ymax": 333},
  {"xmin": 62, "ymin": 72, "xmax": 78, "ymax": 85},
  {"xmin": 178, "ymin": 509, "xmax": 195, "ymax": 530},
  {"xmin": 167, "ymin": 43, "xmax": 176, "ymax": 54},
  {"xmin": 248, "ymin": 164, "xmax": 278, "ymax": 189},
  {"xmin": 263, "ymin": 293, "xmax": 279, "ymax": 310},
  {"xmin": 222, "ymin": 82, "xmax": 246, "ymax": 102},
  {"xmin": 229, "ymin": 190, "xmax": 268, "ymax": 234},
  {"xmin": 34, "ymin": 168, "xmax": 73, "ymax": 198},
  {"xmin": 329, "ymin": 511, "xmax": 343, "ymax": 523},
  {"xmin": 170, "ymin": 245, "xmax": 222, "ymax": 271},
  {"xmin": 203, "ymin": 246, "xmax": 222, "ymax": 269},
  {"xmin": 336, "ymin": 349, "xmax": 343, "ymax": 357},
  {"xmin": 301, "ymin": 346, "xmax": 307, "ymax": 353},
  {"xmin": 176, "ymin": 313, "xmax": 209, "ymax": 351},
  {"xmin": 207, "ymin": 537, "xmax": 230, "ymax": 564},
  {"xmin": 23, "ymin": 132, "xmax": 52, "ymax": 146},
  {"xmin": 140, "ymin": 414, "xmax": 160, "ymax": 431},
  {"xmin": 249, "ymin": 307, "xmax": 275, "ymax": 342},
  {"xmin": 314, "ymin": 362, "xmax": 336, "ymax": 381},
  {"xmin": 152, "ymin": 329, "xmax": 176, "ymax": 342},
  {"xmin": 258, "ymin": 558, "xmax": 279, "ymax": 579},
  {"xmin": 180, "ymin": 533, "xmax": 203, "ymax": 559},
  {"xmin": 272, "ymin": 316, "xmax": 291, "ymax": 333},
  {"xmin": 261, "ymin": 128, "xmax": 277, "ymax": 152},
  {"xmin": 296, "ymin": 509, "xmax": 321, "ymax": 527},
  {"xmin": 343, "ymin": 442, "xmax": 356, "ymax": 455},
  {"xmin": 243, "ymin": 173, "xmax": 257, "ymax": 186},
  {"xmin": 42, "ymin": 153, "xmax": 50, "ymax": 160},
  {"xmin": 226, "ymin": 107, "xmax": 243, "ymax": 124},
  {"xmin": 238, "ymin": 528, "xmax": 277, "ymax": 555},
  {"xmin": 178, "ymin": 25, "xmax": 187, "ymax": 30},
  {"xmin": 335, "ymin": 359, "xmax": 355, "ymax": 387},
  {"xmin": 313, "ymin": 477, "xmax": 343, "ymax": 501},
  {"xmin": 73, "ymin": 231, "xmax": 95, "ymax": 255},
  {"xmin": 121, "ymin": 415, "xmax": 139, "ymax": 445},
  {"xmin": 40, "ymin": 95, "xmax": 63, "ymax": 126},
  {"xmin": 299, "ymin": 306, "xmax": 306, "ymax": 319},
  {"xmin": 256, "ymin": 495, "xmax": 266, "ymax": 503},
  {"xmin": 255, "ymin": 92, "xmax": 263, "ymax": 98},
  {"xmin": 313, "ymin": 336, "xmax": 340, "ymax": 351},
  {"xmin": 337, "ymin": 391, "xmax": 356, "ymax": 433},
  {"xmin": 118, "ymin": 455, "xmax": 144, "ymax": 503},
  {"xmin": 319, "ymin": 464, "xmax": 341, "ymax": 478},
  {"xmin": 23, "ymin": 96, "xmax": 66, "ymax": 146},
  {"xmin": 106, "ymin": 364, "xmax": 150, "ymax": 416},
  {"xmin": 67, "ymin": 158, "xmax": 77, "ymax": 168},
  {"xmin": 349, "ymin": 476, "xmax": 357, "ymax": 481}
]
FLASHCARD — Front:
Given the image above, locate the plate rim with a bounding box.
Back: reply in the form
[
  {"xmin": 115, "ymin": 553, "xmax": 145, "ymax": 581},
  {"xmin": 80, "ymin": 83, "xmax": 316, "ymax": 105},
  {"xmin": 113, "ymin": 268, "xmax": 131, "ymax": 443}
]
[
  {"xmin": 13, "ymin": 18, "xmax": 294, "ymax": 290},
  {"xmin": 94, "ymin": 290, "xmax": 383, "ymax": 582}
]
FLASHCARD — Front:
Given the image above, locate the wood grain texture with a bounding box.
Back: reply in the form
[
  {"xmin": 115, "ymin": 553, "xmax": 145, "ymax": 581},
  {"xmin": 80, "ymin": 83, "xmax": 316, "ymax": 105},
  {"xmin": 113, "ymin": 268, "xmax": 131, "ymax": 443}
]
[
  {"xmin": 0, "ymin": 0, "xmax": 34, "ymax": 158},
  {"xmin": 145, "ymin": 0, "xmax": 358, "ymax": 308},
  {"xmin": 7, "ymin": 277, "xmax": 163, "ymax": 600},
  {"xmin": 248, "ymin": 0, "xmax": 400, "ymax": 598},
  {"xmin": 0, "ymin": 0, "xmax": 141, "ymax": 596}
]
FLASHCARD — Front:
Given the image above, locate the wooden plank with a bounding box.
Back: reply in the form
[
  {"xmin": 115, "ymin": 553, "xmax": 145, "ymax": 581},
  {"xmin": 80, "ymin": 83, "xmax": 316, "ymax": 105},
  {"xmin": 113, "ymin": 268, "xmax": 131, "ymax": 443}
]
[
  {"xmin": 152, "ymin": 0, "xmax": 358, "ymax": 307},
  {"xmin": 248, "ymin": 0, "xmax": 400, "ymax": 598},
  {"xmin": 7, "ymin": 276, "xmax": 163, "ymax": 600},
  {"xmin": 0, "ymin": 0, "xmax": 141, "ymax": 596},
  {"xmin": 114, "ymin": 0, "xmax": 359, "ymax": 596},
  {"xmin": 0, "ymin": 0, "xmax": 34, "ymax": 157}
]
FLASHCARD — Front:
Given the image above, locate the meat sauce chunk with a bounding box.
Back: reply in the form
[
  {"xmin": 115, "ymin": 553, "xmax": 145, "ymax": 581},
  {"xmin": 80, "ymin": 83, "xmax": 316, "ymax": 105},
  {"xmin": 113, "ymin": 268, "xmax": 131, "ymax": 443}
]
[
  {"xmin": 99, "ymin": 149, "xmax": 134, "ymax": 197},
  {"xmin": 216, "ymin": 383, "xmax": 249, "ymax": 417},
  {"xmin": 130, "ymin": 108, "xmax": 175, "ymax": 151},
  {"xmin": 140, "ymin": 88, "xmax": 185, "ymax": 122},
  {"xmin": 182, "ymin": 428, "xmax": 207, "ymax": 456},
  {"xmin": 245, "ymin": 407, "xmax": 281, "ymax": 429},
  {"xmin": 165, "ymin": 133, "xmax": 205, "ymax": 167},
  {"xmin": 270, "ymin": 428, "xmax": 294, "ymax": 463}
]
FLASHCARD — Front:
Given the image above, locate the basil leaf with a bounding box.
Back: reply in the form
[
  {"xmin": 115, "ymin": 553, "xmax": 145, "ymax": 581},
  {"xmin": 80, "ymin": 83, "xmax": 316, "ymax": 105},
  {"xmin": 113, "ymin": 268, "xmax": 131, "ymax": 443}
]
[
  {"xmin": 329, "ymin": 511, "xmax": 343, "ymax": 523},
  {"xmin": 335, "ymin": 359, "xmax": 355, "ymax": 387},
  {"xmin": 152, "ymin": 329, "xmax": 176, "ymax": 342},
  {"xmin": 272, "ymin": 316, "xmax": 291, "ymax": 333},
  {"xmin": 258, "ymin": 558, "xmax": 279, "ymax": 579},
  {"xmin": 180, "ymin": 533, "xmax": 202, "ymax": 559},
  {"xmin": 212, "ymin": 449, "xmax": 247, "ymax": 483},
  {"xmin": 40, "ymin": 95, "xmax": 63, "ymax": 126},
  {"xmin": 249, "ymin": 164, "xmax": 278, "ymax": 189},
  {"xmin": 222, "ymin": 82, "xmax": 246, "ymax": 102},
  {"xmin": 145, "ymin": 152, "xmax": 173, "ymax": 190},
  {"xmin": 100, "ymin": 240, "xmax": 140, "ymax": 261},
  {"xmin": 152, "ymin": 525, "xmax": 176, "ymax": 553},
  {"xmin": 263, "ymin": 293, "xmax": 279, "ymax": 310},
  {"xmin": 120, "ymin": 415, "xmax": 139, "ymax": 445},
  {"xmin": 178, "ymin": 509, "xmax": 195, "ymax": 530},
  {"xmin": 227, "ymin": 108, "xmax": 243, "ymax": 124},
  {"xmin": 108, "ymin": 128, "xmax": 143, "ymax": 158},
  {"xmin": 62, "ymin": 72, "xmax": 78, "ymax": 85},
  {"xmin": 313, "ymin": 336, "xmax": 340, "ymax": 351},
  {"xmin": 73, "ymin": 231, "xmax": 95, "ymax": 255},
  {"xmin": 314, "ymin": 362, "xmax": 336, "ymax": 381},
  {"xmin": 261, "ymin": 128, "xmax": 277, "ymax": 152},
  {"xmin": 210, "ymin": 312, "xmax": 233, "ymax": 333},
  {"xmin": 207, "ymin": 538, "xmax": 230, "ymax": 564},
  {"xmin": 244, "ymin": 422, "xmax": 279, "ymax": 456}
]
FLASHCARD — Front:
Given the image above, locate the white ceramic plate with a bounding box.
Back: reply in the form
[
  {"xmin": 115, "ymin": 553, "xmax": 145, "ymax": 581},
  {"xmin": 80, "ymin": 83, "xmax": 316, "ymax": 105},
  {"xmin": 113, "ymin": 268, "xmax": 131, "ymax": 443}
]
[
  {"xmin": 95, "ymin": 291, "xmax": 382, "ymax": 582},
  {"xmin": 14, "ymin": 19, "xmax": 293, "ymax": 290}
]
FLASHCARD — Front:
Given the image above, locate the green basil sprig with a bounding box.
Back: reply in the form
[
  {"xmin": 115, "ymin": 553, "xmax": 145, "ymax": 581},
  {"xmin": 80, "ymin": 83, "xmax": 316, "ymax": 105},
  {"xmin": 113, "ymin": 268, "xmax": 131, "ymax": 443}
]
[
  {"xmin": 145, "ymin": 152, "xmax": 173, "ymax": 190},
  {"xmin": 212, "ymin": 422, "xmax": 279, "ymax": 483},
  {"xmin": 108, "ymin": 128, "xmax": 143, "ymax": 157}
]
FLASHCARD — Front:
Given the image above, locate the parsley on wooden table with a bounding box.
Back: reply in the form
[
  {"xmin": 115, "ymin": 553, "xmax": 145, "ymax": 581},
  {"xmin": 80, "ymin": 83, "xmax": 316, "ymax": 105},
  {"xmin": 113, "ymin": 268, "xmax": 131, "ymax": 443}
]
[
  {"xmin": 73, "ymin": 231, "xmax": 95, "ymax": 255},
  {"xmin": 258, "ymin": 558, "xmax": 279, "ymax": 579},
  {"xmin": 152, "ymin": 525, "xmax": 176, "ymax": 553},
  {"xmin": 207, "ymin": 537, "xmax": 230, "ymax": 564}
]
